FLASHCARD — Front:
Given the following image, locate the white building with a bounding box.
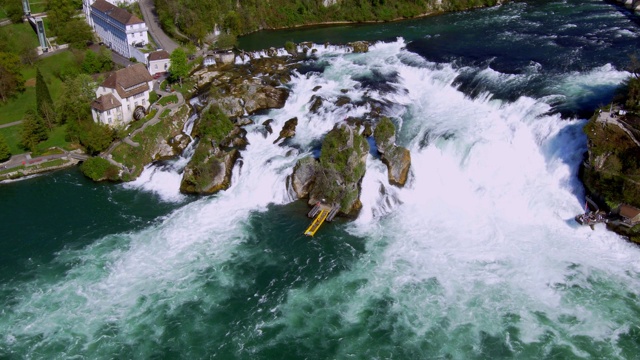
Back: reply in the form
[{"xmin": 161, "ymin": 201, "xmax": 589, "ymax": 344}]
[
  {"xmin": 83, "ymin": 0, "xmax": 139, "ymax": 28},
  {"xmin": 87, "ymin": 0, "xmax": 148, "ymax": 60},
  {"xmin": 91, "ymin": 63, "xmax": 154, "ymax": 127},
  {"xmin": 147, "ymin": 50, "xmax": 170, "ymax": 76}
]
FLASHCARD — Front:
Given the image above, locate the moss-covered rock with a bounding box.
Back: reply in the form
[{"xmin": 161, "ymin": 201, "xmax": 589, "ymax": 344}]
[
  {"xmin": 180, "ymin": 106, "xmax": 245, "ymax": 195},
  {"xmin": 291, "ymin": 123, "xmax": 369, "ymax": 216},
  {"xmin": 373, "ymin": 117, "xmax": 411, "ymax": 187},
  {"xmin": 581, "ymin": 112, "xmax": 640, "ymax": 209},
  {"xmin": 109, "ymin": 104, "xmax": 191, "ymax": 180}
]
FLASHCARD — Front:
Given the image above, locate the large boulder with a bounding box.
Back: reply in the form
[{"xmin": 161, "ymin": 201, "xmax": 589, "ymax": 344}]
[
  {"xmin": 274, "ymin": 117, "xmax": 298, "ymax": 144},
  {"xmin": 180, "ymin": 106, "xmax": 242, "ymax": 195},
  {"xmin": 180, "ymin": 147, "xmax": 240, "ymax": 194},
  {"xmin": 374, "ymin": 117, "xmax": 411, "ymax": 187},
  {"xmin": 291, "ymin": 123, "xmax": 369, "ymax": 217},
  {"xmin": 291, "ymin": 156, "xmax": 318, "ymax": 198}
]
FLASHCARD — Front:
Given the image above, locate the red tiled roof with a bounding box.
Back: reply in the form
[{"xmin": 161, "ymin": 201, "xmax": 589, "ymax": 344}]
[
  {"xmin": 91, "ymin": 0, "xmax": 145, "ymax": 25},
  {"xmin": 101, "ymin": 63, "xmax": 153, "ymax": 99},
  {"xmin": 619, "ymin": 204, "xmax": 640, "ymax": 220},
  {"xmin": 148, "ymin": 50, "xmax": 170, "ymax": 61}
]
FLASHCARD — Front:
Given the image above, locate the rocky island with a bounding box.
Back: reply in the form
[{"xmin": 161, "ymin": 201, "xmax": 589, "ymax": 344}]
[{"xmin": 92, "ymin": 42, "xmax": 411, "ymax": 221}]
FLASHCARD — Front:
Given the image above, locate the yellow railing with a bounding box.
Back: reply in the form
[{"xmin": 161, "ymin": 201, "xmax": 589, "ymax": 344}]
[{"xmin": 304, "ymin": 209, "xmax": 329, "ymax": 237}]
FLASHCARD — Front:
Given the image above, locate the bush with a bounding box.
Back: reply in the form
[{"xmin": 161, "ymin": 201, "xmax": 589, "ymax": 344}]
[
  {"xmin": 195, "ymin": 106, "xmax": 234, "ymax": 144},
  {"xmin": 80, "ymin": 156, "xmax": 120, "ymax": 181}
]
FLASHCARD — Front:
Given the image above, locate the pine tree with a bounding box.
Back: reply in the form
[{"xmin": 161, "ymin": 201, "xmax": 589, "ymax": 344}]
[
  {"xmin": 35, "ymin": 68, "xmax": 54, "ymax": 128},
  {"xmin": 0, "ymin": 134, "xmax": 11, "ymax": 162},
  {"xmin": 21, "ymin": 110, "xmax": 48, "ymax": 152}
]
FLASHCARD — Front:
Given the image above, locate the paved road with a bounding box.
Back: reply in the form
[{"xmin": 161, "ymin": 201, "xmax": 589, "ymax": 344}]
[
  {"xmin": 0, "ymin": 149, "xmax": 88, "ymax": 171},
  {"xmin": 138, "ymin": 0, "xmax": 179, "ymax": 53}
]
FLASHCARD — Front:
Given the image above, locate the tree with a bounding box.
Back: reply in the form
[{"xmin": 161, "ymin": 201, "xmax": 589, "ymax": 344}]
[
  {"xmin": 36, "ymin": 68, "xmax": 54, "ymax": 128},
  {"xmin": 21, "ymin": 110, "xmax": 48, "ymax": 152},
  {"xmin": 0, "ymin": 52, "xmax": 25, "ymax": 103},
  {"xmin": 57, "ymin": 74, "xmax": 96, "ymax": 124},
  {"xmin": 168, "ymin": 48, "xmax": 188, "ymax": 86},
  {"xmin": 0, "ymin": 134, "xmax": 11, "ymax": 162}
]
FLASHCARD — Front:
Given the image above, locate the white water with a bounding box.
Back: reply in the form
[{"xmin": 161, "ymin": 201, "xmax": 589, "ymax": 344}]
[{"xmin": 3, "ymin": 39, "xmax": 640, "ymax": 357}]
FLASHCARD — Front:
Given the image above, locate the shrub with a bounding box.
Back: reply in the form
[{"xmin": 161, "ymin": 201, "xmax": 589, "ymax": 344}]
[{"xmin": 80, "ymin": 156, "xmax": 120, "ymax": 181}]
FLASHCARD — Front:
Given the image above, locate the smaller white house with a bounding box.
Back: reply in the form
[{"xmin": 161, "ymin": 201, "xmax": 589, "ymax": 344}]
[
  {"xmin": 147, "ymin": 50, "xmax": 170, "ymax": 76},
  {"xmin": 91, "ymin": 63, "xmax": 154, "ymax": 127}
]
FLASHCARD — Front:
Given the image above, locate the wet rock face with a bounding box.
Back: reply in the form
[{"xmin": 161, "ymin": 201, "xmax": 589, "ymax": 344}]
[
  {"xmin": 348, "ymin": 41, "xmax": 370, "ymax": 53},
  {"xmin": 291, "ymin": 156, "xmax": 317, "ymax": 199},
  {"xmin": 374, "ymin": 117, "xmax": 411, "ymax": 187},
  {"xmin": 199, "ymin": 56, "xmax": 293, "ymax": 118},
  {"xmin": 291, "ymin": 123, "xmax": 369, "ymax": 217},
  {"xmin": 274, "ymin": 117, "xmax": 298, "ymax": 144},
  {"xmin": 180, "ymin": 148, "xmax": 240, "ymax": 195}
]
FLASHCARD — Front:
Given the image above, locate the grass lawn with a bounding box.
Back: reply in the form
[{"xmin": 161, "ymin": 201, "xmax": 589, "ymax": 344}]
[
  {"xmin": 35, "ymin": 124, "xmax": 71, "ymax": 153},
  {"xmin": 0, "ymin": 51, "xmax": 80, "ymax": 125},
  {"xmin": 157, "ymin": 94, "xmax": 178, "ymax": 106},
  {"xmin": 0, "ymin": 22, "xmax": 39, "ymax": 49},
  {"xmin": 0, "ymin": 124, "xmax": 24, "ymax": 156},
  {"xmin": 0, "ymin": 123, "xmax": 70, "ymax": 157}
]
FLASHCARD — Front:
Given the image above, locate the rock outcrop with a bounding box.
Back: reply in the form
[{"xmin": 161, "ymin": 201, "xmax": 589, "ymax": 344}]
[
  {"xmin": 373, "ymin": 117, "xmax": 411, "ymax": 186},
  {"xmin": 197, "ymin": 56, "xmax": 292, "ymax": 118},
  {"xmin": 291, "ymin": 123, "xmax": 369, "ymax": 216},
  {"xmin": 180, "ymin": 106, "xmax": 244, "ymax": 195},
  {"xmin": 274, "ymin": 117, "xmax": 298, "ymax": 144}
]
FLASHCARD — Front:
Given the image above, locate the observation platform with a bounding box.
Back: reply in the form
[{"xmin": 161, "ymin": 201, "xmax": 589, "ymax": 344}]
[{"xmin": 304, "ymin": 202, "xmax": 340, "ymax": 237}]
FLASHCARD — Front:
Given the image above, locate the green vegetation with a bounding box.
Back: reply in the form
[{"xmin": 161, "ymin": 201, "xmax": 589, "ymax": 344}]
[
  {"xmin": 149, "ymin": 91, "xmax": 158, "ymax": 104},
  {"xmin": 81, "ymin": 48, "xmax": 113, "ymax": 74},
  {"xmin": 194, "ymin": 106, "xmax": 234, "ymax": 144},
  {"xmin": 169, "ymin": 48, "xmax": 189, "ymax": 86},
  {"xmin": 0, "ymin": 124, "xmax": 21, "ymax": 154},
  {"xmin": 111, "ymin": 105, "xmax": 189, "ymax": 180},
  {"xmin": 0, "ymin": 133, "xmax": 10, "ymax": 161},
  {"xmin": 36, "ymin": 67, "xmax": 54, "ymax": 128},
  {"xmin": 157, "ymin": 94, "xmax": 178, "ymax": 106},
  {"xmin": 46, "ymin": 0, "xmax": 93, "ymax": 49},
  {"xmin": 0, "ymin": 52, "xmax": 25, "ymax": 103},
  {"xmin": 160, "ymin": 108, "xmax": 171, "ymax": 118},
  {"xmin": 156, "ymin": 0, "xmax": 500, "ymax": 43},
  {"xmin": 20, "ymin": 109, "xmax": 48, "ymax": 152},
  {"xmin": 373, "ymin": 116, "xmax": 395, "ymax": 148},
  {"xmin": 80, "ymin": 156, "xmax": 120, "ymax": 181},
  {"xmin": 320, "ymin": 126, "xmax": 367, "ymax": 183}
]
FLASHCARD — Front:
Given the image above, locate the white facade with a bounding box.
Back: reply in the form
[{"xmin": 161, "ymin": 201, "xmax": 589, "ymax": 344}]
[
  {"xmin": 91, "ymin": 63, "xmax": 154, "ymax": 127},
  {"xmin": 147, "ymin": 50, "xmax": 170, "ymax": 76},
  {"xmin": 83, "ymin": 0, "xmax": 139, "ymax": 27},
  {"xmin": 87, "ymin": 0, "xmax": 148, "ymax": 59}
]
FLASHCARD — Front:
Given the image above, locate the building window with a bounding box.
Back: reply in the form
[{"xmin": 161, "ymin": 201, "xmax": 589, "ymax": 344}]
[
  {"xmin": 154, "ymin": 64, "xmax": 158, "ymax": 69},
  {"xmin": 107, "ymin": 109, "xmax": 111, "ymax": 115}
]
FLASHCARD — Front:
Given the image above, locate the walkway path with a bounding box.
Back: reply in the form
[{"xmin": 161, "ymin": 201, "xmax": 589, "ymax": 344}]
[
  {"xmin": 0, "ymin": 148, "xmax": 88, "ymax": 171},
  {"xmin": 101, "ymin": 85, "xmax": 186, "ymax": 167},
  {"xmin": 138, "ymin": 0, "xmax": 179, "ymax": 53},
  {"xmin": 0, "ymin": 120, "xmax": 22, "ymax": 129},
  {"xmin": 596, "ymin": 110, "xmax": 640, "ymax": 148}
]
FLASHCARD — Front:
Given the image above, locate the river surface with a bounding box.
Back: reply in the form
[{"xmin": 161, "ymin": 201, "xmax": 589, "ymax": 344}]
[{"xmin": 2, "ymin": 0, "xmax": 640, "ymax": 358}]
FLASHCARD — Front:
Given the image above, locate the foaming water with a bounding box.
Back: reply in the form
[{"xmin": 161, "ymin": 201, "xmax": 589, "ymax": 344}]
[{"xmin": 4, "ymin": 2, "xmax": 640, "ymax": 357}]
